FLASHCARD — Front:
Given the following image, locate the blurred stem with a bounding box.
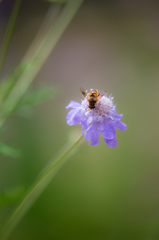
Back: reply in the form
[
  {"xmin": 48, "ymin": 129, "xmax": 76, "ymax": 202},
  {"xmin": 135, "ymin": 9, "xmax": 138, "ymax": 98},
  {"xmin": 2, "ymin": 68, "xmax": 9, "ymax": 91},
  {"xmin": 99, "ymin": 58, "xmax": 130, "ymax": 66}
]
[
  {"xmin": 0, "ymin": 0, "xmax": 22, "ymax": 76},
  {"xmin": 0, "ymin": 0, "xmax": 83, "ymax": 129},
  {"xmin": 0, "ymin": 134, "xmax": 83, "ymax": 240}
]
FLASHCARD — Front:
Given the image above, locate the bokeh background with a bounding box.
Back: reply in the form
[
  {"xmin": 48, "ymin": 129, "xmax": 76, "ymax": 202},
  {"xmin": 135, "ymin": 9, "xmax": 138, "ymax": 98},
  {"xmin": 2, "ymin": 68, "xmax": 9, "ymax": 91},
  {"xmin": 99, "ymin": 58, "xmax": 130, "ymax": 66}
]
[{"xmin": 1, "ymin": 0, "xmax": 159, "ymax": 239}]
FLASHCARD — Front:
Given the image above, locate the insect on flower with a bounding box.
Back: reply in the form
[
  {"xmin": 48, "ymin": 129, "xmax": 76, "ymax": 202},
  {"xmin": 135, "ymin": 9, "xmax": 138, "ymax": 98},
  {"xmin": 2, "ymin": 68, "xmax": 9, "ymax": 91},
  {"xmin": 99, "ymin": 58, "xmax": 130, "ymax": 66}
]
[
  {"xmin": 66, "ymin": 88, "xmax": 127, "ymax": 147},
  {"xmin": 80, "ymin": 87, "xmax": 104, "ymax": 109}
]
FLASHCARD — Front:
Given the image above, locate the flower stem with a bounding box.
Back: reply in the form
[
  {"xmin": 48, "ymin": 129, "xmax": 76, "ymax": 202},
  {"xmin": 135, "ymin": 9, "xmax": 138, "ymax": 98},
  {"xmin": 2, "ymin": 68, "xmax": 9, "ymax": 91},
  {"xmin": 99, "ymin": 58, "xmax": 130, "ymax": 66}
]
[
  {"xmin": 0, "ymin": 0, "xmax": 22, "ymax": 77},
  {"xmin": 0, "ymin": 134, "xmax": 83, "ymax": 240}
]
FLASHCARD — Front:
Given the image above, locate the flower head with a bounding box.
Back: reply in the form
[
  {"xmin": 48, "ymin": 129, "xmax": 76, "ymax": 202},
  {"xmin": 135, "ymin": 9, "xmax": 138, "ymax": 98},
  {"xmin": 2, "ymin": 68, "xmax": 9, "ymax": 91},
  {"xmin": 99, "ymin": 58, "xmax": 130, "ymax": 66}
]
[{"xmin": 66, "ymin": 89, "xmax": 127, "ymax": 147}]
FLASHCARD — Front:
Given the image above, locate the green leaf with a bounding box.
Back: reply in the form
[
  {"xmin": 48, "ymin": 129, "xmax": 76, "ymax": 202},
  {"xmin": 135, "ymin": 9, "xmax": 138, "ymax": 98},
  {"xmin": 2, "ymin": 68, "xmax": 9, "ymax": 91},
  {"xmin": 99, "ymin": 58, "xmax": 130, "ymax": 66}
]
[
  {"xmin": 0, "ymin": 143, "xmax": 21, "ymax": 159},
  {"xmin": 17, "ymin": 86, "xmax": 57, "ymax": 108},
  {"xmin": 0, "ymin": 186, "xmax": 25, "ymax": 208}
]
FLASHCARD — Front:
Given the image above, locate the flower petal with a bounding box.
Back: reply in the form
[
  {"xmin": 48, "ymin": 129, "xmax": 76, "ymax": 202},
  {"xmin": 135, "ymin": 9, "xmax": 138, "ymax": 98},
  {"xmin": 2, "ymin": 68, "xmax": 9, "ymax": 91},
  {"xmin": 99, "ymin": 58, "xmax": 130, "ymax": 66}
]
[
  {"xmin": 85, "ymin": 124, "xmax": 99, "ymax": 145},
  {"xmin": 104, "ymin": 124, "xmax": 116, "ymax": 139},
  {"xmin": 85, "ymin": 125, "xmax": 93, "ymax": 141},
  {"xmin": 103, "ymin": 129, "xmax": 115, "ymax": 139},
  {"xmin": 104, "ymin": 137, "xmax": 117, "ymax": 148},
  {"xmin": 89, "ymin": 131, "xmax": 99, "ymax": 145},
  {"xmin": 100, "ymin": 120, "xmax": 115, "ymax": 139},
  {"xmin": 66, "ymin": 108, "xmax": 81, "ymax": 125},
  {"xmin": 81, "ymin": 120, "xmax": 89, "ymax": 130},
  {"xmin": 65, "ymin": 101, "xmax": 81, "ymax": 109},
  {"xmin": 115, "ymin": 121, "xmax": 127, "ymax": 131},
  {"xmin": 81, "ymin": 120, "xmax": 89, "ymax": 135},
  {"xmin": 114, "ymin": 113, "xmax": 123, "ymax": 120}
]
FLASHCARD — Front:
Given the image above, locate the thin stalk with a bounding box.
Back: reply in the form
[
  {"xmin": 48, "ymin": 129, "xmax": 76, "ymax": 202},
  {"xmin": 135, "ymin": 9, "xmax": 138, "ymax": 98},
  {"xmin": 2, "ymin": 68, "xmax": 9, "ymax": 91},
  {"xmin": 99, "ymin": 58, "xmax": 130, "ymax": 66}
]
[
  {"xmin": 0, "ymin": 0, "xmax": 83, "ymax": 129},
  {"xmin": 0, "ymin": 134, "xmax": 83, "ymax": 240},
  {"xmin": 0, "ymin": 5, "xmax": 61, "ymax": 102},
  {"xmin": 0, "ymin": 0, "xmax": 22, "ymax": 76}
]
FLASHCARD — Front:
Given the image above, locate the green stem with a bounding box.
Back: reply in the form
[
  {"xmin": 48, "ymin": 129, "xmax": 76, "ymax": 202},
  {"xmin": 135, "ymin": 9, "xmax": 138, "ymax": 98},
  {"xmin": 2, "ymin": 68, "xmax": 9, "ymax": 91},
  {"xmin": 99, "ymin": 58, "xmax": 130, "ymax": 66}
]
[
  {"xmin": 0, "ymin": 134, "xmax": 83, "ymax": 240},
  {"xmin": 0, "ymin": 0, "xmax": 83, "ymax": 129},
  {"xmin": 0, "ymin": 0, "xmax": 22, "ymax": 76}
]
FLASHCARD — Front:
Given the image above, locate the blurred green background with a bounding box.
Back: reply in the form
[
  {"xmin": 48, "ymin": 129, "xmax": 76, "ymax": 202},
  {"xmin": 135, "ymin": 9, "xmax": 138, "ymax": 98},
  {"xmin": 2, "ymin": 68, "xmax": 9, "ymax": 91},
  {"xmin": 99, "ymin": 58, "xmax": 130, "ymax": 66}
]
[{"xmin": 1, "ymin": 0, "xmax": 159, "ymax": 239}]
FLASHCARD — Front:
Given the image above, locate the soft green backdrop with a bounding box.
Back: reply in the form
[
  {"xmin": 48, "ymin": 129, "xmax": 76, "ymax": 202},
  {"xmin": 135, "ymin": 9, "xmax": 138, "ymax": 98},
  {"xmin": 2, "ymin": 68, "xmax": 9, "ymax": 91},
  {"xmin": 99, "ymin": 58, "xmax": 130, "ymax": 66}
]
[{"xmin": 0, "ymin": 0, "xmax": 159, "ymax": 239}]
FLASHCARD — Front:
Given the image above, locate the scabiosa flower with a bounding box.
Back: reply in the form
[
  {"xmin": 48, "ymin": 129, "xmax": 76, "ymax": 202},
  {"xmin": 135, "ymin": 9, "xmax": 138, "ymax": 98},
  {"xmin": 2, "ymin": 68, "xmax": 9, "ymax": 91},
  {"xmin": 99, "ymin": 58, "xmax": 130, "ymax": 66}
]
[{"xmin": 66, "ymin": 89, "xmax": 127, "ymax": 147}]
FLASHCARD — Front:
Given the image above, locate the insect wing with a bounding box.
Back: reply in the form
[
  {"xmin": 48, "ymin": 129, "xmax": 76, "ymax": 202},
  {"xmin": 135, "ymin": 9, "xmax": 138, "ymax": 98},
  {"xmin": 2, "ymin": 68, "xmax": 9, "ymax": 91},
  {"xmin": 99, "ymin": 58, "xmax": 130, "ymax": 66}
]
[{"xmin": 80, "ymin": 87, "xmax": 87, "ymax": 97}]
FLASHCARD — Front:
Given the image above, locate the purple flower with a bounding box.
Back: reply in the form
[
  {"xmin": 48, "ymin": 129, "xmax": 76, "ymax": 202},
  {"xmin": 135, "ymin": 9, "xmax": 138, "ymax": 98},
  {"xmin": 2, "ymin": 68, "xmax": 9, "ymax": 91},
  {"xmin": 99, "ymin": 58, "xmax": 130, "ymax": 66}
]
[{"xmin": 66, "ymin": 90, "xmax": 127, "ymax": 147}]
